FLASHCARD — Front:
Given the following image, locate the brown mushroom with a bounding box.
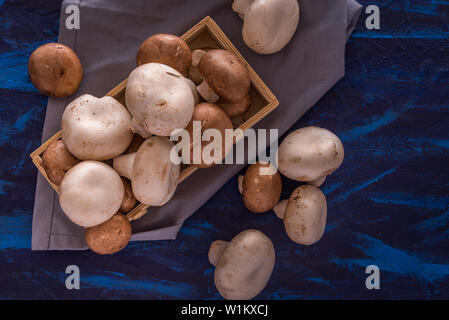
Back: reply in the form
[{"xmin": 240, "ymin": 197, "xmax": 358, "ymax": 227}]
[
  {"xmin": 137, "ymin": 34, "xmax": 192, "ymax": 76},
  {"xmin": 85, "ymin": 213, "xmax": 132, "ymax": 255},
  {"xmin": 198, "ymin": 49, "xmax": 251, "ymax": 102},
  {"xmin": 242, "ymin": 162, "xmax": 282, "ymax": 213},
  {"xmin": 217, "ymin": 94, "xmax": 251, "ymax": 117},
  {"xmin": 184, "ymin": 103, "xmax": 234, "ymax": 168},
  {"xmin": 42, "ymin": 140, "xmax": 79, "ymax": 185},
  {"xmin": 28, "ymin": 43, "xmax": 83, "ymax": 98},
  {"xmin": 119, "ymin": 177, "xmax": 137, "ymax": 213}
]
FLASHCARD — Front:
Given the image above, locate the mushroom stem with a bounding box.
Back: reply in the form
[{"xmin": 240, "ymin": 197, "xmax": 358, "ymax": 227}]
[
  {"xmin": 238, "ymin": 175, "xmax": 244, "ymax": 194},
  {"xmin": 309, "ymin": 176, "xmax": 326, "ymax": 187},
  {"xmin": 191, "ymin": 49, "xmax": 206, "ymax": 67},
  {"xmin": 197, "ymin": 80, "xmax": 220, "ymax": 103},
  {"xmin": 273, "ymin": 199, "xmax": 288, "ymax": 219},
  {"xmin": 113, "ymin": 153, "xmax": 136, "ymax": 180},
  {"xmin": 131, "ymin": 117, "xmax": 152, "ymax": 138},
  {"xmin": 232, "ymin": 0, "xmax": 255, "ymax": 18},
  {"xmin": 208, "ymin": 240, "xmax": 229, "ymax": 267}
]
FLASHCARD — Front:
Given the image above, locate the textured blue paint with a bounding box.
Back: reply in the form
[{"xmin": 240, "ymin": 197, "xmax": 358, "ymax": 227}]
[{"xmin": 0, "ymin": 0, "xmax": 448, "ymax": 299}]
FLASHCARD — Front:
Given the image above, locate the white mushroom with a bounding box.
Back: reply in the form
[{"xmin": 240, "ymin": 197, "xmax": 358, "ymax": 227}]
[
  {"xmin": 277, "ymin": 126, "xmax": 344, "ymax": 183},
  {"xmin": 113, "ymin": 153, "xmax": 135, "ymax": 180},
  {"xmin": 273, "ymin": 199, "xmax": 288, "ymax": 219},
  {"xmin": 112, "ymin": 136, "xmax": 180, "ymax": 206},
  {"xmin": 185, "ymin": 77, "xmax": 200, "ymax": 105},
  {"xmin": 282, "ymin": 185, "xmax": 327, "ymax": 245},
  {"xmin": 233, "ymin": 0, "xmax": 300, "ymax": 54},
  {"xmin": 209, "ymin": 229, "xmax": 275, "ymax": 300},
  {"xmin": 309, "ymin": 176, "xmax": 326, "ymax": 187},
  {"xmin": 125, "ymin": 63, "xmax": 195, "ymax": 137},
  {"xmin": 61, "ymin": 94, "xmax": 133, "ymax": 160},
  {"xmin": 59, "ymin": 161, "xmax": 124, "ymax": 227}
]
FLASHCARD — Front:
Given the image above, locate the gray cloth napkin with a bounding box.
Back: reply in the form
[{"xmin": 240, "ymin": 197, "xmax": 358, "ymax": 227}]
[{"xmin": 32, "ymin": 0, "xmax": 362, "ymax": 250}]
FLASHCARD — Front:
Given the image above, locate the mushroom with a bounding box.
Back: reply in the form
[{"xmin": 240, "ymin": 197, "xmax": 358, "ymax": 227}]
[
  {"xmin": 281, "ymin": 185, "xmax": 327, "ymax": 245},
  {"xmin": 61, "ymin": 94, "xmax": 133, "ymax": 161},
  {"xmin": 241, "ymin": 162, "xmax": 282, "ymax": 213},
  {"xmin": 217, "ymin": 94, "xmax": 251, "ymax": 118},
  {"xmin": 59, "ymin": 161, "xmax": 124, "ymax": 227},
  {"xmin": 113, "ymin": 136, "xmax": 180, "ymax": 206},
  {"xmin": 273, "ymin": 199, "xmax": 288, "ymax": 219},
  {"xmin": 28, "ymin": 42, "xmax": 83, "ymax": 98},
  {"xmin": 42, "ymin": 140, "xmax": 79, "ymax": 185},
  {"xmin": 198, "ymin": 49, "xmax": 251, "ymax": 104},
  {"xmin": 209, "ymin": 229, "xmax": 275, "ymax": 300},
  {"xmin": 183, "ymin": 103, "xmax": 234, "ymax": 168},
  {"xmin": 277, "ymin": 126, "xmax": 344, "ymax": 184},
  {"xmin": 125, "ymin": 63, "xmax": 195, "ymax": 137},
  {"xmin": 85, "ymin": 213, "xmax": 132, "ymax": 255},
  {"xmin": 188, "ymin": 49, "xmax": 207, "ymax": 85},
  {"xmin": 232, "ymin": 0, "xmax": 300, "ymax": 54},
  {"xmin": 137, "ymin": 34, "xmax": 192, "ymax": 76},
  {"xmin": 185, "ymin": 77, "xmax": 200, "ymax": 105},
  {"xmin": 197, "ymin": 80, "xmax": 220, "ymax": 103},
  {"xmin": 119, "ymin": 177, "xmax": 137, "ymax": 213}
]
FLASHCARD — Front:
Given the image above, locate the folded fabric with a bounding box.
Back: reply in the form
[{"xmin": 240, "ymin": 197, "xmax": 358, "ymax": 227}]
[{"xmin": 32, "ymin": 0, "xmax": 362, "ymax": 250}]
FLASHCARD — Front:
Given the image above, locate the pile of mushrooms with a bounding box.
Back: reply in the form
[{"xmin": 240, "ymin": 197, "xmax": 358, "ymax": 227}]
[
  {"xmin": 237, "ymin": 126, "xmax": 343, "ymax": 245},
  {"xmin": 37, "ymin": 33, "xmax": 254, "ymax": 256}
]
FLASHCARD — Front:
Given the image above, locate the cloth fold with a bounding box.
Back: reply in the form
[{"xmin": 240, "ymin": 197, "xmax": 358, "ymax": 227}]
[{"xmin": 32, "ymin": 0, "xmax": 362, "ymax": 250}]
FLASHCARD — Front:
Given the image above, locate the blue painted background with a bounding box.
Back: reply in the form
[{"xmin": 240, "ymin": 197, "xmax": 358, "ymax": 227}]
[{"xmin": 0, "ymin": 0, "xmax": 448, "ymax": 299}]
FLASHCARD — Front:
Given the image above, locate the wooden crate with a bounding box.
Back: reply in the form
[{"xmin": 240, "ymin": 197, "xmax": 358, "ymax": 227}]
[{"xmin": 30, "ymin": 16, "xmax": 279, "ymax": 222}]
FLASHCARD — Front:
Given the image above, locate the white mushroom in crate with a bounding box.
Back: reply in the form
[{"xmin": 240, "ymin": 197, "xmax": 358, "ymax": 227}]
[
  {"xmin": 278, "ymin": 185, "xmax": 327, "ymax": 245},
  {"xmin": 209, "ymin": 229, "xmax": 275, "ymax": 300},
  {"xmin": 59, "ymin": 161, "xmax": 124, "ymax": 228},
  {"xmin": 277, "ymin": 126, "xmax": 344, "ymax": 186},
  {"xmin": 113, "ymin": 136, "xmax": 180, "ymax": 206},
  {"xmin": 197, "ymin": 49, "xmax": 251, "ymax": 117},
  {"xmin": 125, "ymin": 63, "xmax": 195, "ymax": 137},
  {"xmin": 62, "ymin": 94, "xmax": 133, "ymax": 161},
  {"xmin": 232, "ymin": 0, "xmax": 300, "ymax": 54}
]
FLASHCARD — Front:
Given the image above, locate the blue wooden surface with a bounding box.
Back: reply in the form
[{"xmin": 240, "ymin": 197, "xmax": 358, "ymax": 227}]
[{"xmin": 0, "ymin": 0, "xmax": 448, "ymax": 299}]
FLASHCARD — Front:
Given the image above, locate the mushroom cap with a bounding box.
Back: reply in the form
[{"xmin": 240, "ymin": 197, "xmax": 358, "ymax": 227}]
[
  {"xmin": 137, "ymin": 34, "xmax": 192, "ymax": 76},
  {"xmin": 213, "ymin": 229, "xmax": 275, "ymax": 300},
  {"xmin": 284, "ymin": 185, "xmax": 327, "ymax": 245},
  {"xmin": 241, "ymin": 0, "xmax": 300, "ymax": 54},
  {"xmin": 119, "ymin": 177, "xmax": 137, "ymax": 213},
  {"xmin": 199, "ymin": 49, "xmax": 251, "ymax": 102},
  {"xmin": 217, "ymin": 94, "xmax": 251, "ymax": 118},
  {"xmin": 131, "ymin": 136, "xmax": 180, "ymax": 206},
  {"xmin": 59, "ymin": 161, "xmax": 124, "ymax": 227},
  {"xmin": 28, "ymin": 42, "xmax": 83, "ymax": 98},
  {"xmin": 85, "ymin": 213, "xmax": 132, "ymax": 255},
  {"xmin": 125, "ymin": 63, "xmax": 195, "ymax": 137},
  {"xmin": 242, "ymin": 162, "xmax": 282, "ymax": 213},
  {"xmin": 42, "ymin": 140, "xmax": 80, "ymax": 185},
  {"xmin": 277, "ymin": 126, "xmax": 344, "ymax": 182},
  {"xmin": 184, "ymin": 102, "xmax": 234, "ymax": 168},
  {"xmin": 62, "ymin": 94, "xmax": 133, "ymax": 161}
]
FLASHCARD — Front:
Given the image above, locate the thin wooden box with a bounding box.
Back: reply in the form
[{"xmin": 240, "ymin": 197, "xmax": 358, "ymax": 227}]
[{"xmin": 30, "ymin": 16, "xmax": 279, "ymax": 222}]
